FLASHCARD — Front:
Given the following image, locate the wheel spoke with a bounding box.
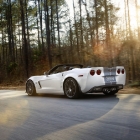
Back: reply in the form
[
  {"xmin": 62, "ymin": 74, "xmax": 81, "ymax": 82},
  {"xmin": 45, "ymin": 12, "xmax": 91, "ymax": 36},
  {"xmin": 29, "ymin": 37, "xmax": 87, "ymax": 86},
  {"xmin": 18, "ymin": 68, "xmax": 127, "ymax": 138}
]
[
  {"xmin": 64, "ymin": 78, "xmax": 77, "ymax": 98},
  {"xmin": 26, "ymin": 81, "xmax": 35, "ymax": 95}
]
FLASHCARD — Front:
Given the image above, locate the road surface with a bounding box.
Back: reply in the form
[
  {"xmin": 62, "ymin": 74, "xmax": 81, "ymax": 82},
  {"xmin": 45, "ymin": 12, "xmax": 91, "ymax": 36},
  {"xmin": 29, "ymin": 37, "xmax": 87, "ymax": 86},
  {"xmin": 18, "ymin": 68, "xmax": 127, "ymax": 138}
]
[{"xmin": 0, "ymin": 90, "xmax": 140, "ymax": 140}]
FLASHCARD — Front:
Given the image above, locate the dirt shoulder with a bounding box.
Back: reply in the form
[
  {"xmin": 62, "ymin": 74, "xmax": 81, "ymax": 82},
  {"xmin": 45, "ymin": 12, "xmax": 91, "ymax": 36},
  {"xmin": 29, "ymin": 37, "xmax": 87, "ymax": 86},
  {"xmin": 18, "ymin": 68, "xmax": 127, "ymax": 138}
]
[
  {"xmin": 0, "ymin": 85, "xmax": 140, "ymax": 94},
  {"xmin": 118, "ymin": 86, "xmax": 140, "ymax": 95},
  {"xmin": 0, "ymin": 85, "xmax": 25, "ymax": 90}
]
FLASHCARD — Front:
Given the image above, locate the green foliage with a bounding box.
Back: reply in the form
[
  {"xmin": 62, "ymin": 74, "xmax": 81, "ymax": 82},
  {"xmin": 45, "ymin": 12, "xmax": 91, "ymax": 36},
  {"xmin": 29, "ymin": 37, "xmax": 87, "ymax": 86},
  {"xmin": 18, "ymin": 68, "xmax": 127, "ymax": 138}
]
[
  {"xmin": 0, "ymin": 0, "xmax": 139, "ymax": 84},
  {"xmin": 32, "ymin": 48, "xmax": 42, "ymax": 63},
  {"xmin": 7, "ymin": 62, "xmax": 18, "ymax": 74},
  {"xmin": 129, "ymin": 81, "xmax": 140, "ymax": 87}
]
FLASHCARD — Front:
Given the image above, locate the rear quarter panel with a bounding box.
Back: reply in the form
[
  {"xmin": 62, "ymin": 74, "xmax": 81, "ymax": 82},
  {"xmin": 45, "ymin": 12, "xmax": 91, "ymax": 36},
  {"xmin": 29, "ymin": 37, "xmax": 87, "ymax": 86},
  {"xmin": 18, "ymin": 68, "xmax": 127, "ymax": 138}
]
[
  {"xmin": 82, "ymin": 67, "xmax": 105, "ymax": 92},
  {"xmin": 115, "ymin": 66, "xmax": 126, "ymax": 85},
  {"xmin": 62, "ymin": 68, "xmax": 90, "ymax": 91}
]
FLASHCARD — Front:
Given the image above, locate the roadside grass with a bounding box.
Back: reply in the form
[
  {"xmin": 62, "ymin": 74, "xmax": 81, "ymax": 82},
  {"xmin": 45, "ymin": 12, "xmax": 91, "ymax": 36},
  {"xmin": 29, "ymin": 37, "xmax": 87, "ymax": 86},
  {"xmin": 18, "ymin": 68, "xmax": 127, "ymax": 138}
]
[
  {"xmin": 119, "ymin": 81, "xmax": 140, "ymax": 94},
  {"xmin": 127, "ymin": 81, "xmax": 140, "ymax": 88}
]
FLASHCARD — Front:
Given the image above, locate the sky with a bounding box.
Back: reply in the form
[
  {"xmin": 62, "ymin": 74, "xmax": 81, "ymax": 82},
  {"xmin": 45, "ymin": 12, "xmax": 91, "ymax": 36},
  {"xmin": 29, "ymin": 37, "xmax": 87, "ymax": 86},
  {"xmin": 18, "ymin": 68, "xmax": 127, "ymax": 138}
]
[
  {"xmin": 65, "ymin": 0, "xmax": 73, "ymax": 17},
  {"xmin": 65, "ymin": 0, "xmax": 140, "ymax": 29},
  {"xmin": 65, "ymin": 0, "xmax": 124, "ymax": 16}
]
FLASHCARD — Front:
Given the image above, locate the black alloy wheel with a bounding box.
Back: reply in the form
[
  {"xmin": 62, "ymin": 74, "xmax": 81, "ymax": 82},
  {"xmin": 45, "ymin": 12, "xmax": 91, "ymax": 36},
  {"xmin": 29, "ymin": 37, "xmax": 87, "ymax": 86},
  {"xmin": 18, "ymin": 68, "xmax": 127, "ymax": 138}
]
[
  {"xmin": 26, "ymin": 80, "xmax": 36, "ymax": 96},
  {"xmin": 64, "ymin": 78, "xmax": 80, "ymax": 99}
]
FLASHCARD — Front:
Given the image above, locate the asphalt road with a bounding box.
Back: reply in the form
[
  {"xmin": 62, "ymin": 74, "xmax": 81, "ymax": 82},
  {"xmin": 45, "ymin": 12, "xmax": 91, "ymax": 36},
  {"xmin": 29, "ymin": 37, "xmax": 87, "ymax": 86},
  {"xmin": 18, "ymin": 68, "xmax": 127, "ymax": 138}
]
[{"xmin": 0, "ymin": 90, "xmax": 140, "ymax": 140}]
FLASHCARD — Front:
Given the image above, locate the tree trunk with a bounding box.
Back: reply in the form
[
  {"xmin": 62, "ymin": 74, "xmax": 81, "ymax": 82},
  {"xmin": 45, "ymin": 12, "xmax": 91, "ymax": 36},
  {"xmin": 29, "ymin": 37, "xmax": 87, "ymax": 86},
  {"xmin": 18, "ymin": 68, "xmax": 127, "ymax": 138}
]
[
  {"xmin": 25, "ymin": 0, "xmax": 31, "ymax": 67},
  {"xmin": 35, "ymin": 0, "xmax": 41, "ymax": 49},
  {"xmin": 68, "ymin": 18, "xmax": 73, "ymax": 63},
  {"xmin": 79, "ymin": 0, "xmax": 84, "ymax": 63},
  {"xmin": 56, "ymin": 0, "xmax": 61, "ymax": 63},
  {"xmin": 135, "ymin": 0, "xmax": 140, "ymax": 39},
  {"xmin": 104, "ymin": 0, "xmax": 112, "ymax": 66},
  {"xmin": 126, "ymin": 0, "xmax": 132, "ymax": 37},
  {"xmin": 20, "ymin": 0, "xmax": 29, "ymax": 78},
  {"xmin": 124, "ymin": 0, "xmax": 128, "ymax": 39},
  {"xmin": 73, "ymin": 0, "xmax": 80, "ymax": 62},
  {"xmin": 84, "ymin": 0, "xmax": 93, "ymax": 41},
  {"xmin": 38, "ymin": 0, "xmax": 44, "ymax": 54},
  {"xmin": 44, "ymin": 0, "xmax": 52, "ymax": 68}
]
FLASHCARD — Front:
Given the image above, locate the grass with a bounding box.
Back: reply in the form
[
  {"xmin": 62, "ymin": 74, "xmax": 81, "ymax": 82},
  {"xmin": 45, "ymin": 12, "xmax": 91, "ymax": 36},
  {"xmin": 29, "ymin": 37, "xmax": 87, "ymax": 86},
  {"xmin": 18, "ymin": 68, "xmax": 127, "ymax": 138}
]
[{"xmin": 128, "ymin": 81, "xmax": 140, "ymax": 88}]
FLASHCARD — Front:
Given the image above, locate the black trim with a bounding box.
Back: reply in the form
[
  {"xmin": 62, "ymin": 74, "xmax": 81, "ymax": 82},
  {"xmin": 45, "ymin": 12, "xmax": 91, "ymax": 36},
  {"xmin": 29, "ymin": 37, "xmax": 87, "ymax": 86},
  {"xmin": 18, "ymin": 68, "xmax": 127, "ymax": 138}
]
[
  {"xmin": 85, "ymin": 84, "xmax": 123, "ymax": 93},
  {"xmin": 38, "ymin": 81, "xmax": 41, "ymax": 88}
]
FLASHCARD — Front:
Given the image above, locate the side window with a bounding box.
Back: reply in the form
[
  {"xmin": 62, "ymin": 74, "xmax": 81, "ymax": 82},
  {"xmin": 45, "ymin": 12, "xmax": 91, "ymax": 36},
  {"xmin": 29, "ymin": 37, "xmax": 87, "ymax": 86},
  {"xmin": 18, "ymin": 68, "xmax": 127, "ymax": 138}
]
[{"xmin": 51, "ymin": 67, "xmax": 64, "ymax": 74}]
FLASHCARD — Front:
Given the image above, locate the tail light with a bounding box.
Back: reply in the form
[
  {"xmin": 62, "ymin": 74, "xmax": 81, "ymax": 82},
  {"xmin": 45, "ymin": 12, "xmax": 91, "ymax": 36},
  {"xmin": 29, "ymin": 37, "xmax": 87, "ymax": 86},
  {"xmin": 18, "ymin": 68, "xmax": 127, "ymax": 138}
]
[
  {"xmin": 117, "ymin": 69, "xmax": 120, "ymax": 74},
  {"xmin": 90, "ymin": 70, "xmax": 95, "ymax": 76},
  {"xmin": 122, "ymin": 69, "xmax": 125, "ymax": 74},
  {"xmin": 96, "ymin": 69, "xmax": 101, "ymax": 75}
]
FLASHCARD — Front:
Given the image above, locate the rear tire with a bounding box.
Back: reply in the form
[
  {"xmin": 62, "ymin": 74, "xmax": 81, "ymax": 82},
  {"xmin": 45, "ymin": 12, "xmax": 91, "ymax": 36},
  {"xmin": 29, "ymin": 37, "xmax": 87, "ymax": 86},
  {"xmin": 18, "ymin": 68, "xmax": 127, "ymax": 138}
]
[
  {"xmin": 64, "ymin": 78, "xmax": 80, "ymax": 99},
  {"xmin": 26, "ymin": 80, "xmax": 36, "ymax": 96}
]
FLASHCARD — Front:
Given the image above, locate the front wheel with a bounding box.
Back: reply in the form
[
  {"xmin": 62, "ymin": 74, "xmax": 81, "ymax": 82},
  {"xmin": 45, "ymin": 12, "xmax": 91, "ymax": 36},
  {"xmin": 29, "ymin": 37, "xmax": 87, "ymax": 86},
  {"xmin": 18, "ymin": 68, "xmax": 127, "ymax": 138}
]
[
  {"xmin": 64, "ymin": 78, "xmax": 80, "ymax": 99},
  {"xmin": 26, "ymin": 80, "xmax": 36, "ymax": 96}
]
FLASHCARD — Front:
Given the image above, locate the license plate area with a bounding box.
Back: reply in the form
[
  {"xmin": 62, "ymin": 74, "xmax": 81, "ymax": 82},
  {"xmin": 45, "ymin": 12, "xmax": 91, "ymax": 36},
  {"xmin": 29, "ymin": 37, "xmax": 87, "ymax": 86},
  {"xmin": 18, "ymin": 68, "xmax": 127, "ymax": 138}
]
[{"xmin": 104, "ymin": 76, "xmax": 116, "ymax": 82}]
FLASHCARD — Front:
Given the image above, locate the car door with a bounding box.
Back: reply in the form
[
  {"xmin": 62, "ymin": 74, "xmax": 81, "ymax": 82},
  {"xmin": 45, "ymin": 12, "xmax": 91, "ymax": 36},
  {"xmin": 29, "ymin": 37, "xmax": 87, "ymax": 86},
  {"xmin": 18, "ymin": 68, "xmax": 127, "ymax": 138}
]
[{"xmin": 39, "ymin": 72, "xmax": 63, "ymax": 93}]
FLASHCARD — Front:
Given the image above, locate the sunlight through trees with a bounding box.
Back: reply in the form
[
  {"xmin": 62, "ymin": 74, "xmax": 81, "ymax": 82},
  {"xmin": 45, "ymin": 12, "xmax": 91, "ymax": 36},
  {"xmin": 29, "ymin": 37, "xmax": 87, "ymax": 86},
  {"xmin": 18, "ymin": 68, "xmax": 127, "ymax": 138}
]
[{"xmin": 0, "ymin": 0, "xmax": 139, "ymax": 84}]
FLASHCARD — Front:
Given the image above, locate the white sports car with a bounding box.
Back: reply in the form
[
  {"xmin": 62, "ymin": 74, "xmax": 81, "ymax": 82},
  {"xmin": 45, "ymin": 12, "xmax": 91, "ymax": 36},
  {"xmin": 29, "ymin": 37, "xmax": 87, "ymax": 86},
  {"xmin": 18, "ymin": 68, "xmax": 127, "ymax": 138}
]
[{"xmin": 26, "ymin": 64, "xmax": 126, "ymax": 99}]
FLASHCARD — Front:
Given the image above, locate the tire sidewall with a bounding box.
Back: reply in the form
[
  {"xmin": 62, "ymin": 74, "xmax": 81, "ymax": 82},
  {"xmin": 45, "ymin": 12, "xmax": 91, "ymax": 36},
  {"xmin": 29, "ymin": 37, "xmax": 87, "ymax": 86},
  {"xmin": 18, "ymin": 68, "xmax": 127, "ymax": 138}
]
[
  {"xmin": 64, "ymin": 78, "xmax": 79, "ymax": 99},
  {"xmin": 26, "ymin": 80, "xmax": 36, "ymax": 96}
]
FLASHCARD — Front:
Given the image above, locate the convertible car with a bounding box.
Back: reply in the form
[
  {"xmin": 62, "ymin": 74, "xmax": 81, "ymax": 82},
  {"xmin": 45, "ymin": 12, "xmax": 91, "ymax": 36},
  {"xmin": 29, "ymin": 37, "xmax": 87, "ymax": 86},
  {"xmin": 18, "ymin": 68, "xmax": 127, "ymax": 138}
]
[{"xmin": 26, "ymin": 64, "xmax": 126, "ymax": 99}]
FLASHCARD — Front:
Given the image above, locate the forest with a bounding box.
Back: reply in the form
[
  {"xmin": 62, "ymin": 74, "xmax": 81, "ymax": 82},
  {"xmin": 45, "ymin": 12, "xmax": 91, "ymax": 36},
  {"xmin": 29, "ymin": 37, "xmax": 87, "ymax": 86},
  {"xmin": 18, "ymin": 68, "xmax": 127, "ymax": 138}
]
[{"xmin": 0, "ymin": 0, "xmax": 139, "ymax": 85}]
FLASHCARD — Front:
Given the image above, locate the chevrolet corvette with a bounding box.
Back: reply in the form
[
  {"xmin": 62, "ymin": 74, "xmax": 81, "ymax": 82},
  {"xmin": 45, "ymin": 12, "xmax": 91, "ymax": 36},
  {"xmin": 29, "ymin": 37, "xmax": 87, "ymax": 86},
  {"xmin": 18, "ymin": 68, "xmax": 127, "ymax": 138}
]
[{"xmin": 26, "ymin": 64, "xmax": 126, "ymax": 99}]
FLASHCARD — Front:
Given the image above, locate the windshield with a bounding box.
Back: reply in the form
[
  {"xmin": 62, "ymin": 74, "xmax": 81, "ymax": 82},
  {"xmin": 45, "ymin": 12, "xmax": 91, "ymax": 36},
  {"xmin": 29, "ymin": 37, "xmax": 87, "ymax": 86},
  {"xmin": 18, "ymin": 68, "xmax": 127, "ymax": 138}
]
[{"xmin": 48, "ymin": 64, "xmax": 83, "ymax": 75}]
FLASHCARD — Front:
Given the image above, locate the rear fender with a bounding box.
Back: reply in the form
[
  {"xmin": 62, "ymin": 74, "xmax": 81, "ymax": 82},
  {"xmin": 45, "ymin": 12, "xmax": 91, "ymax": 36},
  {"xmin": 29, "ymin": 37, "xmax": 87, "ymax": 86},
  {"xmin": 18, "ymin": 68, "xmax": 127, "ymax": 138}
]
[{"xmin": 62, "ymin": 73, "xmax": 87, "ymax": 92}]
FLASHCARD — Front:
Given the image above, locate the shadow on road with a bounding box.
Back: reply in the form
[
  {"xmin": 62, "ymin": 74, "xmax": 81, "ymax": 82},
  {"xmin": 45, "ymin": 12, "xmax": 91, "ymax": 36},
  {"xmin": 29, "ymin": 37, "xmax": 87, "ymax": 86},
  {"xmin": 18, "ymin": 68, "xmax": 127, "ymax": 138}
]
[
  {"xmin": 1, "ymin": 90, "xmax": 120, "ymax": 140},
  {"xmin": 25, "ymin": 92, "xmax": 117, "ymax": 100}
]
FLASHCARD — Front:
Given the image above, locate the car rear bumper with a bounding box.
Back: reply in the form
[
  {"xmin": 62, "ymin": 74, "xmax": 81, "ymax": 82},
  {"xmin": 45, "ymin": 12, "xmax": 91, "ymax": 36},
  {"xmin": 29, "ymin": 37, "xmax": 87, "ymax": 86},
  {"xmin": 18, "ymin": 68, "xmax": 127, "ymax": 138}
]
[{"xmin": 85, "ymin": 84, "xmax": 123, "ymax": 93}]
